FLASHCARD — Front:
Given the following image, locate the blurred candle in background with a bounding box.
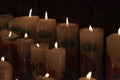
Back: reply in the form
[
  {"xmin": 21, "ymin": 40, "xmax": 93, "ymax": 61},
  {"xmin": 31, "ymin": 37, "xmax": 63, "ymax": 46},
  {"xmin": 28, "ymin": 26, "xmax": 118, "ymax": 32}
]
[
  {"xmin": 16, "ymin": 33, "xmax": 34, "ymax": 61},
  {"xmin": 79, "ymin": 25, "xmax": 104, "ymax": 80}
]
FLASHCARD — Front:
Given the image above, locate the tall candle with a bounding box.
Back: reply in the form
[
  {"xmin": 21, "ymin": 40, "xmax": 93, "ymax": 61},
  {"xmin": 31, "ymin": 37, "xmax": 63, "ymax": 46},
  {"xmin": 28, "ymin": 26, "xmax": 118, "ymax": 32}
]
[
  {"xmin": 106, "ymin": 28, "xmax": 120, "ymax": 80},
  {"xmin": 46, "ymin": 42, "xmax": 66, "ymax": 78},
  {"xmin": 16, "ymin": 33, "xmax": 34, "ymax": 61},
  {"xmin": 79, "ymin": 25, "xmax": 103, "ymax": 79},
  {"xmin": 57, "ymin": 17, "xmax": 79, "ymax": 75},
  {"xmin": 79, "ymin": 71, "xmax": 96, "ymax": 80},
  {"xmin": 35, "ymin": 11, "xmax": 56, "ymax": 48},
  {"xmin": 31, "ymin": 43, "xmax": 49, "ymax": 65},
  {"xmin": 0, "ymin": 57, "xmax": 12, "ymax": 80}
]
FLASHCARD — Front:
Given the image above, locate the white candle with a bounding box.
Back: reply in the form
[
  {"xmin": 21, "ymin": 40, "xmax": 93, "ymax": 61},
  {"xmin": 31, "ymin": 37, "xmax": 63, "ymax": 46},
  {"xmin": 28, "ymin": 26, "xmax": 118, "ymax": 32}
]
[
  {"xmin": 79, "ymin": 25, "xmax": 103, "ymax": 79},
  {"xmin": 31, "ymin": 43, "xmax": 49, "ymax": 65},
  {"xmin": 0, "ymin": 57, "xmax": 12, "ymax": 80},
  {"xmin": 46, "ymin": 42, "xmax": 66, "ymax": 78},
  {"xmin": 8, "ymin": 9, "xmax": 39, "ymax": 36},
  {"xmin": 79, "ymin": 71, "xmax": 96, "ymax": 80},
  {"xmin": 36, "ymin": 73, "xmax": 54, "ymax": 80},
  {"xmin": 57, "ymin": 17, "xmax": 78, "ymax": 47},
  {"xmin": 106, "ymin": 28, "xmax": 120, "ymax": 79},
  {"xmin": 0, "ymin": 29, "xmax": 18, "ymax": 43},
  {"xmin": 35, "ymin": 11, "xmax": 56, "ymax": 48},
  {"xmin": 16, "ymin": 33, "xmax": 34, "ymax": 60}
]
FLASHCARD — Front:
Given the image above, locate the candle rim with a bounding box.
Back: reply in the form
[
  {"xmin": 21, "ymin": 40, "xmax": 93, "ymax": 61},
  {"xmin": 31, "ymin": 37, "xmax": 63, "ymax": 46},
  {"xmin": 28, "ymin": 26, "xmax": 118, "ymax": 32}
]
[
  {"xmin": 38, "ymin": 18, "xmax": 56, "ymax": 21},
  {"xmin": 32, "ymin": 43, "xmax": 49, "ymax": 48},
  {"xmin": 57, "ymin": 23, "xmax": 78, "ymax": 27},
  {"xmin": 107, "ymin": 33, "xmax": 120, "ymax": 39},
  {"xmin": 80, "ymin": 27, "xmax": 103, "ymax": 32}
]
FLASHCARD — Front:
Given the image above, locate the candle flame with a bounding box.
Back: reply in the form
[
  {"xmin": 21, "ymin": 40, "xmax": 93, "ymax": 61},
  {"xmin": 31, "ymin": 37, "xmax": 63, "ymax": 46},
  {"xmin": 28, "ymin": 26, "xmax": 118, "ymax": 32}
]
[
  {"xmin": 118, "ymin": 28, "xmax": 120, "ymax": 36},
  {"xmin": 66, "ymin": 17, "xmax": 69, "ymax": 26},
  {"xmin": 29, "ymin": 9, "xmax": 32, "ymax": 17},
  {"xmin": 36, "ymin": 43, "xmax": 40, "ymax": 47},
  {"xmin": 45, "ymin": 73, "xmax": 49, "ymax": 78},
  {"xmin": 24, "ymin": 33, "xmax": 28, "ymax": 38},
  {"xmin": 54, "ymin": 42, "xmax": 58, "ymax": 49},
  {"xmin": 86, "ymin": 71, "xmax": 92, "ymax": 79},
  {"xmin": 1, "ymin": 57, "xmax": 5, "ymax": 62},
  {"xmin": 8, "ymin": 31, "xmax": 12, "ymax": 37},
  {"xmin": 89, "ymin": 25, "xmax": 93, "ymax": 32},
  {"xmin": 45, "ymin": 11, "xmax": 48, "ymax": 20}
]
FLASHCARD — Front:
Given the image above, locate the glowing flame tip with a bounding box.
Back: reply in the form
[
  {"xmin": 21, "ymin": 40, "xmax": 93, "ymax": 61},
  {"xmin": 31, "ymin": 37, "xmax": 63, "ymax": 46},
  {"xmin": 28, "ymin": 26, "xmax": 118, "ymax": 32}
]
[
  {"xmin": 54, "ymin": 42, "xmax": 58, "ymax": 49},
  {"xmin": 66, "ymin": 17, "xmax": 69, "ymax": 26},
  {"xmin": 24, "ymin": 33, "xmax": 28, "ymax": 38},
  {"xmin": 36, "ymin": 43, "xmax": 40, "ymax": 47},
  {"xmin": 45, "ymin": 11, "xmax": 48, "ymax": 20},
  {"xmin": 86, "ymin": 71, "xmax": 92, "ymax": 79},
  {"xmin": 1, "ymin": 57, "xmax": 5, "ymax": 62},
  {"xmin": 89, "ymin": 25, "xmax": 93, "ymax": 32},
  {"xmin": 45, "ymin": 73, "xmax": 49, "ymax": 78},
  {"xmin": 118, "ymin": 28, "xmax": 120, "ymax": 36},
  {"xmin": 29, "ymin": 9, "xmax": 32, "ymax": 17},
  {"xmin": 8, "ymin": 31, "xmax": 12, "ymax": 37}
]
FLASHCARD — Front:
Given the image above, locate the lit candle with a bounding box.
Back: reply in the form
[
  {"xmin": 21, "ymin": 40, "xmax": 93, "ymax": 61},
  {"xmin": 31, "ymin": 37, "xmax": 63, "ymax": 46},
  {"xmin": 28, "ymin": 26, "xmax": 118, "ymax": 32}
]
[
  {"xmin": 0, "ymin": 29, "xmax": 18, "ymax": 43},
  {"xmin": 36, "ymin": 73, "xmax": 54, "ymax": 80},
  {"xmin": 35, "ymin": 11, "xmax": 56, "ymax": 48},
  {"xmin": 57, "ymin": 17, "xmax": 79, "ymax": 74},
  {"xmin": 8, "ymin": 9, "xmax": 39, "ymax": 36},
  {"xmin": 16, "ymin": 33, "xmax": 34, "ymax": 61},
  {"xmin": 31, "ymin": 43, "xmax": 49, "ymax": 65},
  {"xmin": 79, "ymin": 71, "xmax": 96, "ymax": 80},
  {"xmin": 79, "ymin": 25, "xmax": 104, "ymax": 79},
  {"xmin": 57, "ymin": 17, "xmax": 78, "ymax": 47},
  {"xmin": 46, "ymin": 42, "xmax": 66, "ymax": 78},
  {"xmin": 0, "ymin": 57, "xmax": 12, "ymax": 80},
  {"xmin": 106, "ymin": 28, "xmax": 120, "ymax": 79}
]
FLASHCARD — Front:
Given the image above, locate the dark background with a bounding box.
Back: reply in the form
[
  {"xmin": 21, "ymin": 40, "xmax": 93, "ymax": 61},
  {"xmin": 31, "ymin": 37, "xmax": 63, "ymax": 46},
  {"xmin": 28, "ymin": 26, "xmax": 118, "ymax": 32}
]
[{"xmin": 0, "ymin": 0, "xmax": 120, "ymax": 36}]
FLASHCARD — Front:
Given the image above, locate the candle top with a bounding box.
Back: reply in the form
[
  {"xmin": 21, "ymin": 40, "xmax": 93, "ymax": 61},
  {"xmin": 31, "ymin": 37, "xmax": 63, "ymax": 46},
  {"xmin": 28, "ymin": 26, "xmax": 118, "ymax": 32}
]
[
  {"xmin": 80, "ymin": 27, "xmax": 103, "ymax": 32},
  {"xmin": 57, "ymin": 23, "xmax": 78, "ymax": 28},
  {"xmin": 79, "ymin": 77, "xmax": 96, "ymax": 80},
  {"xmin": 32, "ymin": 43, "xmax": 49, "ymax": 48}
]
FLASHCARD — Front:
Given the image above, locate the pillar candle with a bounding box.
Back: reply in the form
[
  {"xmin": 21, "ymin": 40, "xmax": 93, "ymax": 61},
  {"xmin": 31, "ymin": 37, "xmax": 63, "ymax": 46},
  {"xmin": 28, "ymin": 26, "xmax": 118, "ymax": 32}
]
[
  {"xmin": 79, "ymin": 71, "xmax": 96, "ymax": 80},
  {"xmin": 57, "ymin": 17, "xmax": 79, "ymax": 76},
  {"xmin": 8, "ymin": 9, "xmax": 39, "ymax": 36},
  {"xmin": 46, "ymin": 42, "xmax": 66, "ymax": 78},
  {"xmin": 0, "ymin": 29, "xmax": 18, "ymax": 43},
  {"xmin": 106, "ymin": 28, "xmax": 120, "ymax": 80},
  {"xmin": 0, "ymin": 57, "xmax": 12, "ymax": 80},
  {"xmin": 79, "ymin": 25, "xmax": 103, "ymax": 79},
  {"xmin": 35, "ymin": 11, "xmax": 56, "ymax": 48},
  {"xmin": 0, "ymin": 14, "xmax": 13, "ymax": 29},
  {"xmin": 16, "ymin": 33, "xmax": 34, "ymax": 61},
  {"xmin": 31, "ymin": 43, "xmax": 49, "ymax": 65}
]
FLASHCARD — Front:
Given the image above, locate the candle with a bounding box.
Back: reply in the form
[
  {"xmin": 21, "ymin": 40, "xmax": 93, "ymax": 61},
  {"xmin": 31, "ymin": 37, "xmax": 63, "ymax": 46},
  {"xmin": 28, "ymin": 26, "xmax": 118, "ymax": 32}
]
[
  {"xmin": 16, "ymin": 33, "xmax": 34, "ymax": 61},
  {"xmin": 79, "ymin": 25, "xmax": 103, "ymax": 79},
  {"xmin": 36, "ymin": 73, "xmax": 54, "ymax": 80},
  {"xmin": 0, "ymin": 57, "xmax": 12, "ymax": 80},
  {"xmin": 0, "ymin": 14, "xmax": 13, "ymax": 29},
  {"xmin": 46, "ymin": 42, "xmax": 66, "ymax": 78},
  {"xmin": 106, "ymin": 28, "xmax": 120, "ymax": 80},
  {"xmin": 57, "ymin": 17, "xmax": 78, "ymax": 47},
  {"xmin": 57, "ymin": 17, "xmax": 79, "ymax": 75},
  {"xmin": 79, "ymin": 71, "xmax": 96, "ymax": 80},
  {"xmin": 35, "ymin": 11, "xmax": 56, "ymax": 48},
  {"xmin": 31, "ymin": 43, "xmax": 49, "ymax": 65},
  {"xmin": 0, "ymin": 29, "xmax": 18, "ymax": 43},
  {"xmin": 8, "ymin": 9, "xmax": 39, "ymax": 36}
]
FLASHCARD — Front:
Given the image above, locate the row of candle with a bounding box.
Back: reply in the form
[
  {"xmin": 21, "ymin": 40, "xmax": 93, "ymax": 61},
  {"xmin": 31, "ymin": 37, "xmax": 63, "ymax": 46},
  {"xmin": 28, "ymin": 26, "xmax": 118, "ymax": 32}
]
[{"xmin": 0, "ymin": 9, "xmax": 120, "ymax": 80}]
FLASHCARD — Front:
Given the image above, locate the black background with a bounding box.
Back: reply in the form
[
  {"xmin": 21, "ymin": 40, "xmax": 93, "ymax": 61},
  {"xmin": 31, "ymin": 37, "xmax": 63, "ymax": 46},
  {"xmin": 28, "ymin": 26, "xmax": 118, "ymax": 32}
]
[{"xmin": 0, "ymin": 0, "xmax": 120, "ymax": 36}]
